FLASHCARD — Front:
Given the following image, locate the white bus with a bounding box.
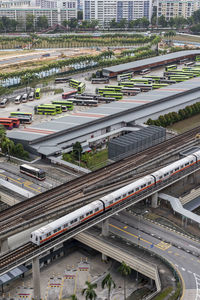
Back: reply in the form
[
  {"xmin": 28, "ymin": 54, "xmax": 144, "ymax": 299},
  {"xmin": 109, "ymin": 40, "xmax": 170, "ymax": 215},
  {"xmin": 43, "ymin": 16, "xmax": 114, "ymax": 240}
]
[
  {"xmin": 0, "ymin": 98, "xmax": 8, "ymax": 108},
  {"xmin": 28, "ymin": 92, "xmax": 34, "ymax": 101},
  {"xmin": 117, "ymin": 72, "xmax": 133, "ymax": 82},
  {"xmin": 22, "ymin": 93, "xmax": 28, "ymax": 103},
  {"xmin": 139, "ymin": 69, "xmax": 150, "ymax": 75},
  {"xmin": 15, "ymin": 95, "xmax": 22, "ymax": 104}
]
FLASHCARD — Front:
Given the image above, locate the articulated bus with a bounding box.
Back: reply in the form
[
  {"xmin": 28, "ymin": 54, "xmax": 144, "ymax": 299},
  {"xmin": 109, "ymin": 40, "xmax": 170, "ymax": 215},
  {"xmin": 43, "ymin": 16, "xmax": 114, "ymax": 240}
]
[
  {"xmin": 15, "ymin": 95, "xmax": 22, "ymax": 104},
  {"xmin": 52, "ymin": 101, "xmax": 73, "ymax": 111},
  {"xmin": 77, "ymin": 82, "xmax": 86, "ymax": 94},
  {"xmin": 118, "ymin": 81, "xmax": 135, "ymax": 88},
  {"xmin": 102, "ymin": 92, "xmax": 123, "ymax": 100},
  {"xmin": 71, "ymin": 99, "xmax": 98, "ymax": 106},
  {"xmin": 132, "ymin": 83, "xmax": 153, "ymax": 92},
  {"xmin": 35, "ymin": 88, "xmax": 41, "ymax": 99},
  {"xmin": 55, "ymin": 77, "xmax": 72, "ymax": 84},
  {"xmin": 117, "ymin": 72, "xmax": 133, "ymax": 82},
  {"xmin": 169, "ymin": 76, "xmax": 189, "ymax": 82},
  {"xmin": 69, "ymin": 79, "xmax": 81, "ymax": 88},
  {"xmin": 97, "ymin": 88, "xmax": 115, "ymax": 95},
  {"xmin": 10, "ymin": 112, "xmax": 33, "ymax": 120},
  {"xmin": 105, "ymin": 85, "xmax": 122, "ymax": 92},
  {"xmin": 152, "ymin": 83, "xmax": 168, "ymax": 89},
  {"xmin": 130, "ymin": 78, "xmax": 150, "ymax": 84},
  {"xmin": 91, "ymin": 78, "xmax": 109, "ymax": 84},
  {"xmin": 0, "ymin": 98, "xmax": 8, "ymax": 108},
  {"xmin": 184, "ymin": 61, "xmax": 195, "ymax": 67},
  {"xmin": 121, "ymin": 87, "xmax": 141, "ymax": 96},
  {"xmin": 62, "ymin": 90, "xmax": 77, "ymax": 99},
  {"xmin": 165, "ymin": 65, "xmax": 177, "ymax": 71}
]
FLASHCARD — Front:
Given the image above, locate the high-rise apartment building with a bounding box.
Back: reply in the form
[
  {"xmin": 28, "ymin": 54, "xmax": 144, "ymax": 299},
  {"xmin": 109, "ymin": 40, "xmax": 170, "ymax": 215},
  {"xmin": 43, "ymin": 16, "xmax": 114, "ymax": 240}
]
[
  {"xmin": 157, "ymin": 0, "xmax": 200, "ymax": 20},
  {"xmin": 0, "ymin": 0, "xmax": 77, "ymax": 26},
  {"xmin": 83, "ymin": 0, "xmax": 153, "ymax": 26}
]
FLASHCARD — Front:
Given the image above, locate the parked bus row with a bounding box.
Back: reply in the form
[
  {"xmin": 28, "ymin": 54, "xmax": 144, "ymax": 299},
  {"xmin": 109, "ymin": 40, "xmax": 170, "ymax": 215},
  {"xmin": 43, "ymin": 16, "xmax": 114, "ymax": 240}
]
[
  {"xmin": 35, "ymin": 101, "xmax": 74, "ymax": 115},
  {"xmin": 14, "ymin": 90, "xmax": 39, "ymax": 105}
]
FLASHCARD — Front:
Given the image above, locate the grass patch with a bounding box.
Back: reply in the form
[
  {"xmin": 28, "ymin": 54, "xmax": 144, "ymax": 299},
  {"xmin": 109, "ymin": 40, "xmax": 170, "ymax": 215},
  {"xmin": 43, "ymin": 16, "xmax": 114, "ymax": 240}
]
[
  {"xmin": 175, "ymin": 34, "xmax": 200, "ymax": 43},
  {"xmin": 168, "ymin": 114, "xmax": 200, "ymax": 133},
  {"xmin": 54, "ymin": 88, "xmax": 64, "ymax": 95},
  {"xmin": 153, "ymin": 286, "xmax": 173, "ymax": 300},
  {"xmin": 85, "ymin": 149, "xmax": 108, "ymax": 170}
]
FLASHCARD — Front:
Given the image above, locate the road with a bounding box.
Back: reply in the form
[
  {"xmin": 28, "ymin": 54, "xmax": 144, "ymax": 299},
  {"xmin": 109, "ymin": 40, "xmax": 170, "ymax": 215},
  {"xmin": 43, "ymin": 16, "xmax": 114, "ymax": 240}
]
[{"xmin": 109, "ymin": 211, "xmax": 200, "ymax": 300}]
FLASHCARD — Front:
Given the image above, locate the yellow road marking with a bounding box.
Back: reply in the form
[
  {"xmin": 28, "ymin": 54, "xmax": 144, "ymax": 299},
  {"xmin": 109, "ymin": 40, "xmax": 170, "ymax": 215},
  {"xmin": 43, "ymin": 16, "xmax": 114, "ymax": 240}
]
[
  {"xmin": 124, "ymin": 226, "xmax": 128, "ymax": 229},
  {"xmin": 168, "ymin": 250, "xmax": 172, "ymax": 253},
  {"xmin": 156, "ymin": 241, "xmax": 171, "ymax": 251},
  {"xmin": 59, "ymin": 277, "xmax": 65, "ymax": 300},
  {"xmin": 74, "ymin": 272, "xmax": 78, "ymax": 295},
  {"xmin": 0, "ymin": 173, "xmax": 41, "ymax": 192},
  {"xmin": 174, "ymin": 253, "xmax": 180, "ymax": 256}
]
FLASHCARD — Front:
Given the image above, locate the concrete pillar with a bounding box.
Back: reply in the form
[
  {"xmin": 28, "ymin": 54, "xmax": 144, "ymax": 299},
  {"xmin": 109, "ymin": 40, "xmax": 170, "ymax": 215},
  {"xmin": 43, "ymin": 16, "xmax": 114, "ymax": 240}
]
[
  {"xmin": 102, "ymin": 218, "xmax": 109, "ymax": 237},
  {"xmin": 102, "ymin": 253, "xmax": 108, "ymax": 261},
  {"xmin": 32, "ymin": 256, "xmax": 41, "ymax": 300},
  {"xmin": 151, "ymin": 193, "xmax": 158, "ymax": 208},
  {"xmin": 0, "ymin": 238, "xmax": 9, "ymax": 254}
]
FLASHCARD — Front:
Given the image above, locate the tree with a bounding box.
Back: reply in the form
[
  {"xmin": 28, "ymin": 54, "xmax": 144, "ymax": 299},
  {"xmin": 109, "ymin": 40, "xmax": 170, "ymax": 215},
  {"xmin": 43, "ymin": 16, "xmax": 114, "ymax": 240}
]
[
  {"xmin": 118, "ymin": 261, "xmax": 131, "ymax": 300},
  {"xmin": 101, "ymin": 273, "xmax": 116, "ymax": 300},
  {"xmin": 118, "ymin": 19, "xmax": 127, "ymax": 29},
  {"xmin": 67, "ymin": 18, "xmax": 78, "ymax": 29},
  {"xmin": 109, "ymin": 19, "xmax": 118, "ymax": 28},
  {"xmin": 0, "ymin": 125, "xmax": 6, "ymax": 148},
  {"xmin": 158, "ymin": 15, "xmax": 167, "ymax": 27},
  {"xmin": 173, "ymin": 16, "xmax": 186, "ymax": 29},
  {"xmin": 140, "ymin": 17, "xmax": 149, "ymax": 28},
  {"xmin": 72, "ymin": 141, "xmax": 83, "ymax": 161},
  {"xmin": 82, "ymin": 281, "xmax": 97, "ymax": 300},
  {"xmin": 26, "ymin": 14, "xmax": 35, "ymax": 32},
  {"xmin": 36, "ymin": 16, "xmax": 48, "ymax": 30},
  {"xmin": 70, "ymin": 294, "xmax": 77, "ymax": 300},
  {"xmin": 78, "ymin": 11, "xmax": 83, "ymax": 20}
]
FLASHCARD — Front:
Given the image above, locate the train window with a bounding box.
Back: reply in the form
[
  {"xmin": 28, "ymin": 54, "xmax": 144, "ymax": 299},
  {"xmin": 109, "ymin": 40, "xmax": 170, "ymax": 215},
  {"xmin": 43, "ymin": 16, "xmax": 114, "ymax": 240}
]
[
  {"xmin": 159, "ymin": 176, "xmax": 162, "ymax": 179},
  {"xmin": 64, "ymin": 223, "xmax": 68, "ymax": 227},
  {"xmin": 36, "ymin": 237, "xmax": 38, "ymax": 241},
  {"xmin": 116, "ymin": 197, "xmax": 121, "ymax": 200},
  {"xmin": 190, "ymin": 161, "xmax": 193, "ymax": 163},
  {"xmin": 175, "ymin": 168, "xmax": 179, "ymax": 171},
  {"xmin": 136, "ymin": 187, "xmax": 139, "ymax": 191},
  {"xmin": 109, "ymin": 201, "xmax": 113, "ymax": 205},
  {"xmin": 185, "ymin": 162, "xmax": 189, "ymax": 166},
  {"xmin": 40, "ymin": 237, "xmax": 42, "ymax": 240},
  {"xmin": 86, "ymin": 212, "xmax": 90, "ymax": 216},
  {"xmin": 58, "ymin": 227, "xmax": 61, "ymax": 231},
  {"xmin": 95, "ymin": 208, "xmax": 99, "ymax": 212},
  {"xmin": 181, "ymin": 165, "xmax": 184, "ymax": 168},
  {"xmin": 74, "ymin": 219, "xmax": 77, "ymax": 222},
  {"xmin": 54, "ymin": 229, "xmax": 57, "ymax": 233},
  {"xmin": 128, "ymin": 190, "xmax": 134, "ymax": 195},
  {"xmin": 70, "ymin": 220, "xmax": 74, "ymax": 224},
  {"xmin": 148, "ymin": 182, "xmax": 151, "ymax": 185},
  {"xmin": 90, "ymin": 211, "xmax": 93, "ymax": 214},
  {"xmin": 123, "ymin": 194, "xmax": 126, "ymax": 197},
  {"xmin": 141, "ymin": 184, "xmax": 146, "ymax": 188},
  {"xmin": 31, "ymin": 234, "xmax": 32, "ymax": 238},
  {"xmin": 80, "ymin": 216, "xmax": 84, "ymax": 220}
]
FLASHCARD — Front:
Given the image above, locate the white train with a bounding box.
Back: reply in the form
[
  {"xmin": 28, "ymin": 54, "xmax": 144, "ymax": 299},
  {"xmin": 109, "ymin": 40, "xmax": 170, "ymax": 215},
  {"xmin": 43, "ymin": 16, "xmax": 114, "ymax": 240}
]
[{"xmin": 31, "ymin": 150, "xmax": 200, "ymax": 245}]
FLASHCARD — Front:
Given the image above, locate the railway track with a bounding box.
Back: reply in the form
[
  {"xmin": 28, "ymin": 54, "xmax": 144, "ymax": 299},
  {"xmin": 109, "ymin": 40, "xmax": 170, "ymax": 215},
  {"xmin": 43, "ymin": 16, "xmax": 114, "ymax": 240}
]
[{"xmin": 0, "ymin": 126, "xmax": 200, "ymax": 234}]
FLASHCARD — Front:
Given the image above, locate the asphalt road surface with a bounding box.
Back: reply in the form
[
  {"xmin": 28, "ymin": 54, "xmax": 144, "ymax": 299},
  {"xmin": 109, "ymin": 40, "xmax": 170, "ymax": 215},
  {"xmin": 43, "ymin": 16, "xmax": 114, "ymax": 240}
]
[{"xmin": 109, "ymin": 211, "xmax": 200, "ymax": 300}]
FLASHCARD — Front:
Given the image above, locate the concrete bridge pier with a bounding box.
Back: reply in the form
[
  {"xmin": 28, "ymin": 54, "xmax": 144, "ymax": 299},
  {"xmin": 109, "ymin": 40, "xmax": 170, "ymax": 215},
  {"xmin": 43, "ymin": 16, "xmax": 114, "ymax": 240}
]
[
  {"xmin": 101, "ymin": 219, "xmax": 109, "ymax": 261},
  {"xmin": 0, "ymin": 238, "xmax": 9, "ymax": 254},
  {"xmin": 151, "ymin": 192, "xmax": 158, "ymax": 208},
  {"xmin": 32, "ymin": 256, "xmax": 41, "ymax": 300}
]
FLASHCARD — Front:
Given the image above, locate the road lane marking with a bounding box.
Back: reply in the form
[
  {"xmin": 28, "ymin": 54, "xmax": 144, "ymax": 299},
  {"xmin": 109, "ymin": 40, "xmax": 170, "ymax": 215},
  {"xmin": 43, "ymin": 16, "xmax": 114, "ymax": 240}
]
[
  {"xmin": 194, "ymin": 273, "xmax": 200, "ymax": 300},
  {"xmin": 156, "ymin": 241, "xmax": 171, "ymax": 251}
]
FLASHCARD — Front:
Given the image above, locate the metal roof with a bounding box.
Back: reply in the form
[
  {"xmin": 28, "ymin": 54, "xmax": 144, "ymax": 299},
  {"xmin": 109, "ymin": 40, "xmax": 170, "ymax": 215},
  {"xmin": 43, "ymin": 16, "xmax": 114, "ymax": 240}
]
[
  {"xmin": 7, "ymin": 51, "xmax": 200, "ymax": 156},
  {"xmin": 102, "ymin": 50, "xmax": 200, "ymax": 73}
]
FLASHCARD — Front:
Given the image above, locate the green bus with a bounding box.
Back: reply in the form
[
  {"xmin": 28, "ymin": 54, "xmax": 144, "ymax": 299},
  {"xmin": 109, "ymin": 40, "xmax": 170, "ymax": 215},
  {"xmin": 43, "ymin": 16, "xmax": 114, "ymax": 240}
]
[
  {"xmin": 196, "ymin": 56, "xmax": 200, "ymax": 61},
  {"xmin": 169, "ymin": 76, "xmax": 189, "ymax": 82},
  {"xmin": 142, "ymin": 75, "xmax": 160, "ymax": 80},
  {"xmin": 69, "ymin": 79, "xmax": 81, "ymax": 88},
  {"xmin": 169, "ymin": 71, "xmax": 194, "ymax": 78},
  {"xmin": 117, "ymin": 72, "xmax": 133, "ymax": 82},
  {"xmin": 77, "ymin": 82, "xmax": 86, "ymax": 94},
  {"xmin": 97, "ymin": 87, "xmax": 115, "ymax": 95},
  {"xmin": 182, "ymin": 67, "xmax": 200, "ymax": 74},
  {"xmin": 52, "ymin": 100, "xmax": 73, "ymax": 111},
  {"xmin": 105, "ymin": 85, "xmax": 122, "ymax": 92},
  {"xmin": 152, "ymin": 83, "xmax": 168, "ymax": 89},
  {"xmin": 118, "ymin": 81, "xmax": 135, "ymax": 87},
  {"xmin": 165, "ymin": 65, "xmax": 177, "ymax": 71},
  {"xmin": 10, "ymin": 112, "xmax": 33, "ymax": 120},
  {"xmin": 43, "ymin": 104, "xmax": 62, "ymax": 114},
  {"xmin": 130, "ymin": 78, "xmax": 150, "ymax": 84},
  {"xmin": 35, "ymin": 88, "xmax": 41, "ymax": 99},
  {"xmin": 102, "ymin": 92, "xmax": 123, "ymax": 100},
  {"xmin": 36, "ymin": 105, "xmax": 57, "ymax": 115}
]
